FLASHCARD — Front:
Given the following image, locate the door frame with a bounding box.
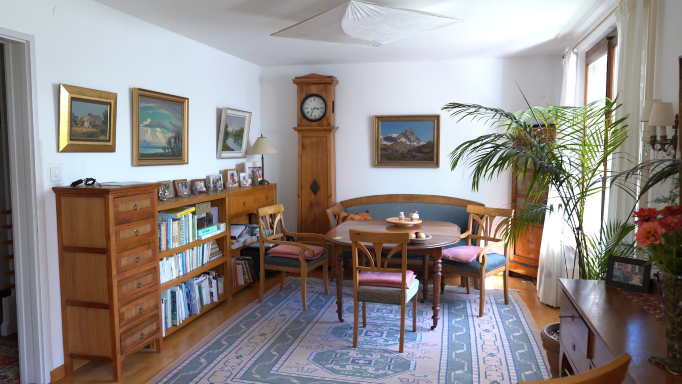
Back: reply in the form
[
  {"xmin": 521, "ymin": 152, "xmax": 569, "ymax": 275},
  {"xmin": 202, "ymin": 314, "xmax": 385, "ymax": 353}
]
[{"xmin": 0, "ymin": 27, "xmax": 51, "ymax": 383}]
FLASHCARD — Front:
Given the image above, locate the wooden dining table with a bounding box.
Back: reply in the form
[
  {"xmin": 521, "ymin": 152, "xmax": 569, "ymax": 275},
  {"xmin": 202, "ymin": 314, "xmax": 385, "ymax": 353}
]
[{"xmin": 324, "ymin": 219, "xmax": 461, "ymax": 330}]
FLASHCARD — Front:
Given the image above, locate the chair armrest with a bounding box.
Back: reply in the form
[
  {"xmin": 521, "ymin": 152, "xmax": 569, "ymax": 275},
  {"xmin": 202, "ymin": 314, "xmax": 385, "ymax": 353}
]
[
  {"xmin": 458, "ymin": 228, "xmax": 472, "ymax": 241},
  {"xmin": 475, "ymin": 241, "xmax": 505, "ymax": 263},
  {"xmin": 281, "ymin": 229, "xmax": 326, "ymax": 245}
]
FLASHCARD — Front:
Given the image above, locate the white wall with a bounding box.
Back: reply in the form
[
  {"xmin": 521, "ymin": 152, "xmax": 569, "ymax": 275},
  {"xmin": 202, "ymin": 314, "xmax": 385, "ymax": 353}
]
[
  {"xmin": 0, "ymin": 0, "xmax": 262, "ymax": 370},
  {"xmin": 261, "ymin": 57, "xmax": 563, "ymax": 230}
]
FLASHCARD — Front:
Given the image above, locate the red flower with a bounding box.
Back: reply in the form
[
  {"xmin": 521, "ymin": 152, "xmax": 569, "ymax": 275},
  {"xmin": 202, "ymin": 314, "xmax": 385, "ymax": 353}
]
[
  {"xmin": 659, "ymin": 215, "xmax": 682, "ymax": 232},
  {"xmin": 635, "ymin": 221, "xmax": 666, "ymax": 246},
  {"xmin": 660, "ymin": 205, "xmax": 682, "ymax": 217},
  {"xmin": 633, "ymin": 208, "xmax": 659, "ymax": 223}
]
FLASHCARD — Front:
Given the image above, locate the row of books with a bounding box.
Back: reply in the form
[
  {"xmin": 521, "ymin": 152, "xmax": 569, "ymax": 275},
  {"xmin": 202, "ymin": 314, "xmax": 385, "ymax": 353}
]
[
  {"xmin": 160, "ymin": 271, "xmax": 225, "ymax": 336},
  {"xmin": 230, "ymin": 224, "xmax": 258, "ymax": 249},
  {"xmin": 158, "ymin": 205, "xmax": 224, "ymax": 252},
  {"xmin": 233, "ymin": 256, "xmax": 258, "ymax": 288},
  {"xmin": 159, "ymin": 240, "xmax": 223, "ymax": 284}
]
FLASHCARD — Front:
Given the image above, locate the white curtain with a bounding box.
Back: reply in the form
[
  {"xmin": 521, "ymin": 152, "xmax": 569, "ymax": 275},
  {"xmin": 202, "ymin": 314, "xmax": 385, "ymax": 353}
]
[
  {"xmin": 536, "ymin": 48, "xmax": 578, "ymax": 307},
  {"xmin": 607, "ymin": 0, "xmax": 657, "ymax": 231}
]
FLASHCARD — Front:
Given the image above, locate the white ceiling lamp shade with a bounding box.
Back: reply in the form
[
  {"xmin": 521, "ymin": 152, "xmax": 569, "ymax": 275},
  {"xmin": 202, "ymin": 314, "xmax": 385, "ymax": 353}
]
[{"xmin": 271, "ymin": 0, "xmax": 462, "ymax": 47}]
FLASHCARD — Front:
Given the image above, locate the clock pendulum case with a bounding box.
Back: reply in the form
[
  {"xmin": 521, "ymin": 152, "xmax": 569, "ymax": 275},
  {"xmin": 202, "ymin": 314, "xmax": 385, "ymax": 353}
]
[{"xmin": 293, "ymin": 74, "xmax": 338, "ymax": 234}]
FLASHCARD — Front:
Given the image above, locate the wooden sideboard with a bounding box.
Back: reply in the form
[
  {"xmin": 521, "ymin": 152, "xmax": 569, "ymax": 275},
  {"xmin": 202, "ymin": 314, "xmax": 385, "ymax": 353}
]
[
  {"xmin": 559, "ymin": 278, "xmax": 682, "ymax": 384},
  {"xmin": 54, "ymin": 182, "xmax": 276, "ymax": 381}
]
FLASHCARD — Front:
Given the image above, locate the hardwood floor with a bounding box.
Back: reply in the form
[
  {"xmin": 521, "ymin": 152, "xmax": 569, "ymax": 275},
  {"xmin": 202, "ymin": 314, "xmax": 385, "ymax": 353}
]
[{"xmin": 53, "ymin": 270, "xmax": 559, "ymax": 383}]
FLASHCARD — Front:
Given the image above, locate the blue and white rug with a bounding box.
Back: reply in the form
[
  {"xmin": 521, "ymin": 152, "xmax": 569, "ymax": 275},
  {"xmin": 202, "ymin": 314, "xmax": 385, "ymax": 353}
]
[{"xmin": 150, "ymin": 278, "xmax": 549, "ymax": 384}]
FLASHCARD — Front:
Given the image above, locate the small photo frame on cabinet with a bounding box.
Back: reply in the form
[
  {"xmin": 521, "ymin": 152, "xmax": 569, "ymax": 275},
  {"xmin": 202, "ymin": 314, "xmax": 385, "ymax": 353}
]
[
  {"xmin": 239, "ymin": 173, "xmax": 250, "ymax": 187},
  {"xmin": 244, "ymin": 161, "xmax": 263, "ymax": 182},
  {"xmin": 173, "ymin": 179, "xmax": 189, "ymax": 196},
  {"xmin": 191, "ymin": 179, "xmax": 208, "ymax": 194},
  {"xmin": 206, "ymin": 174, "xmax": 223, "ymax": 192},
  {"xmin": 223, "ymin": 168, "xmax": 240, "ymax": 187},
  {"xmin": 605, "ymin": 256, "xmax": 651, "ymax": 293},
  {"xmin": 158, "ymin": 180, "xmax": 174, "ymax": 199}
]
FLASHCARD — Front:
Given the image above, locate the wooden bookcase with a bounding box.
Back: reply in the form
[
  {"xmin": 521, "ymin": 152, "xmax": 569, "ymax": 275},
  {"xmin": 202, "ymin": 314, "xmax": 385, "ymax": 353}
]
[{"xmin": 54, "ymin": 182, "xmax": 276, "ymax": 381}]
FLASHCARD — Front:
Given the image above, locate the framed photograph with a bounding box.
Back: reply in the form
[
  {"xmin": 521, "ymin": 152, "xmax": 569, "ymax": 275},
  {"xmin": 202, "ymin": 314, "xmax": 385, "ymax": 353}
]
[
  {"xmin": 223, "ymin": 168, "xmax": 240, "ymax": 187},
  {"xmin": 133, "ymin": 88, "xmax": 188, "ymax": 166},
  {"xmin": 191, "ymin": 179, "xmax": 208, "ymax": 194},
  {"xmin": 606, "ymin": 256, "xmax": 651, "ymax": 293},
  {"xmin": 173, "ymin": 179, "xmax": 189, "ymax": 196},
  {"xmin": 239, "ymin": 173, "xmax": 250, "ymax": 187},
  {"xmin": 217, "ymin": 108, "xmax": 252, "ymax": 159},
  {"xmin": 245, "ymin": 161, "xmax": 263, "ymax": 182},
  {"xmin": 58, "ymin": 84, "xmax": 117, "ymax": 152},
  {"xmin": 206, "ymin": 174, "xmax": 223, "ymax": 191},
  {"xmin": 158, "ymin": 180, "xmax": 174, "ymax": 198},
  {"xmin": 373, "ymin": 115, "xmax": 440, "ymax": 168}
]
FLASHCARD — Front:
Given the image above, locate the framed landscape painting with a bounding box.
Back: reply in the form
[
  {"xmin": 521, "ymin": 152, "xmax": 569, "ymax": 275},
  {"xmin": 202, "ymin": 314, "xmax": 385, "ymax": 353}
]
[
  {"xmin": 373, "ymin": 115, "xmax": 440, "ymax": 168},
  {"xmin": 217, "ymin": 108, "xmax": 251, "ymax": 159},
  {"xmin": 133, "ymin": 88, "xmax": 188, "ymax": 166},
  {"xmin": 58, "ymin": 84, "xmax": 117, "ymax": 152}
]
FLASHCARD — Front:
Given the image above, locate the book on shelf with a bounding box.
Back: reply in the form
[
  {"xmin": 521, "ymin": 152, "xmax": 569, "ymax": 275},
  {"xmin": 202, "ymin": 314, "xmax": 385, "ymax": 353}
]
[
  {"xmin": 158, "ymin": 211, "xmax": 199, "ymax": 252},
  {"xmin": 159, "ymin": 242, "xmax": 213, "ymax": 284},
  {"xmin": 160, "ymin": 271, "xmax": 224, "ymax": 334},
  {"xmin": 232, "ymin": 257, "xmax": 256, "ymax": 288},
  {"xmin": 162, "ymin": 206, "xmax": 196, "ymax": 219}
]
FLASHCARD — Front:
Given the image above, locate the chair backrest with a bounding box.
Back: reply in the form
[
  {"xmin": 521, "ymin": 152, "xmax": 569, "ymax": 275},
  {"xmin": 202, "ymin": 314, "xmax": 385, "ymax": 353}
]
[
  {"xmin": 523, "ymin": 353, "xmax": 631, "ymax": 384},
  {"xmin": 349, "ymin": 230, "xmax": 411, "ymax": 291},
  {"xmin": 257, "ymin": 204, "xmax": 287, "ymax": 244},
  {"xmin": 466, "ymin": 205, "xmax": 514, "ymax": 250},
  {"xmin": 326, "ymin": 203, "xmax": 344, "ymax": 230}
]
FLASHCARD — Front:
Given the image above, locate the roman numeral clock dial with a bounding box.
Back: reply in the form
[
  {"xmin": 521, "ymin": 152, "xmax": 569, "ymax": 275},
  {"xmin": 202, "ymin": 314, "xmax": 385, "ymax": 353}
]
[{"xmin": 301, "ymin": 94, "xmax": 327, "ymax": 122}]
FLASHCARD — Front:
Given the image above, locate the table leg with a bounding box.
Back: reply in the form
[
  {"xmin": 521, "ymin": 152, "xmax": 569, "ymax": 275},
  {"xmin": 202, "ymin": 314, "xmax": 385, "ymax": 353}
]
[
  {"xmin": 335, "ymin": 244, "xmax": 344, "ymax": 322},
  {"xmin": 421, "ymin": 255, "xmax": 429, "ymax": 303},
  {"xmin": 431, "ymin": 248, "xmax": 442, "ymax": 330}
]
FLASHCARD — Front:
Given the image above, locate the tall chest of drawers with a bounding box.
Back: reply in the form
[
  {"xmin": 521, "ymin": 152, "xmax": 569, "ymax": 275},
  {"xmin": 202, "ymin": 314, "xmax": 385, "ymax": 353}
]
[{"xmin": 53, "ymin": 183, "xmax": 163, "ymax": 381}]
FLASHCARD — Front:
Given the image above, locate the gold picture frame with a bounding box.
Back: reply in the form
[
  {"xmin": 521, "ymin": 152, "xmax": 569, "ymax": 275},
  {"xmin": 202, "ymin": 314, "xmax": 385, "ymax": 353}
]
[
  {"xmin": 132, "ymin": 88, "xmax": 189, "ymax": 166},
  {"xmin": 373, "ymin": 115, "xmax": 440, "ymax": 168},
  {"xmin": 58, "ymin": 84, "xmax": 117, "ymax": 152}
]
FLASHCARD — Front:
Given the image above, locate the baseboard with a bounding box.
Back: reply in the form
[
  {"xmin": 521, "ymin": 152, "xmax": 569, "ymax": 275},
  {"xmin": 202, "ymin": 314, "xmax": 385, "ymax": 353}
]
[{"xmin": 50, "ymin": 360, "xmax": 88, "ymax": 383}]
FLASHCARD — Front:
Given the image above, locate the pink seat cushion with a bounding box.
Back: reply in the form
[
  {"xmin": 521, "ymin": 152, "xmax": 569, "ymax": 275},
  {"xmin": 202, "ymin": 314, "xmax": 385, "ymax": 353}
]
[
  {"xmin": 267, "ymin": 244, "xmax": 325, "ymax": 260},
  {"xmin": 442, "ymin": 246, "xmax": 498, "ymax": 263},
  {"xmin": 358, "ymin": 270, "xmax": 416, "ymax": 289}
]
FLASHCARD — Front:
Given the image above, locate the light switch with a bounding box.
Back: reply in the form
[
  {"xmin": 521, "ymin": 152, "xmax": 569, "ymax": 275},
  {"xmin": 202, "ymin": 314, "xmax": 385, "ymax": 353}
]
[{"xmin": 50, "ymin": 167, "xmax": 61, "ymax": 182}]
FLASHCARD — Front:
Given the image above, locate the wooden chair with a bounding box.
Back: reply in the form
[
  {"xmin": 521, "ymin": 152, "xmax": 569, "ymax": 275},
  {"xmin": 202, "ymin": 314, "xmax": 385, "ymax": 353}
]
[
  {"xmin": 524, "ymin": 353, "xmax": 631, "ymax": 383},
  {"xmin": 257, "ymin": 204, "xmax": 328, "ymax": 310},
  {"xmin": 350, "ymin": 230, "xmax": 418, "ymax": 353},
  {"xmin": 440, "ymin": 205, "xmax": 513, "ymax": 317}
]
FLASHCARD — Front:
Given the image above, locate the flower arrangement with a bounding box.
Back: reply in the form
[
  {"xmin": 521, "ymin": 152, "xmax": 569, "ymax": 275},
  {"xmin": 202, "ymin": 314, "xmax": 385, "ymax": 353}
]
[{"xmin": 634, "ymin": 205, "xmax": 682, "ymax": 275}]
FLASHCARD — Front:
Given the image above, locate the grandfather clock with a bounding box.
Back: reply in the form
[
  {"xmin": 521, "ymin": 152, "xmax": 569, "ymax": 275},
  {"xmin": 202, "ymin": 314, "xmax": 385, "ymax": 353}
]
[{"xmin": 293, "ymin": 74, "xmax": 338, "ymax": 234}]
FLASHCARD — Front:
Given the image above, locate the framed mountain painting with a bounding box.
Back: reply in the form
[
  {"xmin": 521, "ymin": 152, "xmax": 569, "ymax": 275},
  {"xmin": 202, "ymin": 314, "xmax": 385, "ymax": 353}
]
[
  {"xmin": 217, "ymin": 108, "xmax": 251, "ymax": 159},
  {"xmin": 132, "ymin": 88, "xmax": 188, "ymax": 166},
  {"xmin": 373, "ymin": 115, "xmax": 440, "ymax": 168}
]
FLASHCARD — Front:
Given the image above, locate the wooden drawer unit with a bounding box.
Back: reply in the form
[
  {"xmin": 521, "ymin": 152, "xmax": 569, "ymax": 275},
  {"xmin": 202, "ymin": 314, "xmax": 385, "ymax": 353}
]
[
  {"xmin": 560, "ymin": 291, "xmax": 591, "ymax": 372},
  {"xmin": 230, "ymin": 192, "xmax": 258, "ymax": 217},
  {"xmin": 117, "ymin": 265, "xmax": 158, "ymax": 304},
  {"xmin": 120, "ymin": 315, "xmax": 160, "ymax": 355},
  {"xmin": 118, "ymin": 293, "xmax": 158, "ymax": 330},
  {"xmin": 113, "ymin": 193, "xmax": 155, "ymax": 221},
  {"xmin": 54, "ymin": 183, "xmax": 163, "ymax": 381},
  {"xmin": 257, "ymin": 188, "xmax": 274, "ymax": 205},
  {"xmin": 114, "ymin": 218, "xmax": 155, "ymax": 246},
  {"xmin": 116, "ymin": 243, "xmax": 155, "ymax": 275}
]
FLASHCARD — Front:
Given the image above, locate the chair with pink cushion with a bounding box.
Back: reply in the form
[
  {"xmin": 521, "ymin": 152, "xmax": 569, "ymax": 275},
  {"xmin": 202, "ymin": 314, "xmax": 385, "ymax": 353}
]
[
  {"xmin": 257, "ymin": 204, "xmax": 328, "ymax": 310},
  {"xmin": 440, "ymin": 205, "xmax": 514, "ymax": 317},
  {"xmin": 350, "ymin": 230, "xmax": 418, "ymax": 353}
]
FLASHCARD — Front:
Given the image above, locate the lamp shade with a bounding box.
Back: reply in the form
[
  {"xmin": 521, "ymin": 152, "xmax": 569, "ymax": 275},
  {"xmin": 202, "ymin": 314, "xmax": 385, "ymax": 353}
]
[
  {"xmin": 247, "ymin": 136, "xmax": 278, "ymax": 155},
  {"xmin": 641, "ymin": 98, "xmax": 662, "ymax": 122},
  {"xmin": 648, "ymin": 102, "xmax": 676, "ymax": 127}
]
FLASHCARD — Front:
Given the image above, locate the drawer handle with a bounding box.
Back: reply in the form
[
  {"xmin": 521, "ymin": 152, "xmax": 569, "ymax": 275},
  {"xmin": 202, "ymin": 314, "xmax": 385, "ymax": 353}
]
[
  {"xmin": 135, "ymin": 229, "xmax": 140, "ymax": 236},
  {"xmin": 133, "ymin": 203, "xmax": 139, "ymax": 211},
  {"xmin": 140, "ymin": 331, "xmax": 145, "ymax": 338},
  {"xmin": 137, "ymin": 281, "xmax": 142, "ymax": 288},
  {"xmin": 138, "ymin": 306, "xmax": 144, "ymax": 314},
  {"xmin": 559, "ymin": 315, "xmax": 580, "ymax": 321},
  {"xmin": 243, "ymin": 201, "xmax": 246, "ymax": 206},
  {"xmin": 572, "ymin": 343, "xmax": 576, "ymax": 351},
  {"xmin": 135, "ymin": 255, "xmax": 141, "ymax": 263},
  {"xmin": 266, "ymin": 195, "xmax": 269, "ymax": 200}
]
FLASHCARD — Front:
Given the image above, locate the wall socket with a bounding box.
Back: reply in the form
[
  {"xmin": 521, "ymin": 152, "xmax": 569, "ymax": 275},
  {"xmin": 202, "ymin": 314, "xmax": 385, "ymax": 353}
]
[{"xmin": 50, "ymin": 167, "xmax": 61, "ymax": 182}]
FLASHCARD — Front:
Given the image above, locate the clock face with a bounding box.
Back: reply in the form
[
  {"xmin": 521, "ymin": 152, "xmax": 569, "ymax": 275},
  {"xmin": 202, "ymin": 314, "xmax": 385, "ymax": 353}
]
[{"xmin": 301, "ymin": 94, "xmax": 327, "ymax": 122}]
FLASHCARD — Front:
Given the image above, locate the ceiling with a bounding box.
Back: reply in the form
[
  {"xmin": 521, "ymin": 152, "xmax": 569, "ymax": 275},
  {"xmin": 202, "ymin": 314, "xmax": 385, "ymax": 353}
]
[{"xmin": 94, "ymin": 0, "xmax": 614, "ymax": 67}]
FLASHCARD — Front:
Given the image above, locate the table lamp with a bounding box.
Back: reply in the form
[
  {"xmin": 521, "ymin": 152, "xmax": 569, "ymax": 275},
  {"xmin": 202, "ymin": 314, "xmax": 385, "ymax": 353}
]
[{"xmin": 247, "ymin": 134, "xmax": 278, "ymax": 185}]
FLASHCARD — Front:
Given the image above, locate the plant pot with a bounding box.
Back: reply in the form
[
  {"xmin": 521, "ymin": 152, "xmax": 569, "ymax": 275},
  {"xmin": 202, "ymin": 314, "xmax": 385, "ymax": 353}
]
[
  {"xmin": 541, "ymin": 322, "xmax": 561, "ymax": 378},
  {"xmin": 650, "ymin": 274, "xmax": 682, "ymax": 375}
]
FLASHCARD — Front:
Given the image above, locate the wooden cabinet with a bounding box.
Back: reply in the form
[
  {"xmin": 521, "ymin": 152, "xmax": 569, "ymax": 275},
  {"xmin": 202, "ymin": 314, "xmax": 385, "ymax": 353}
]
[
  {"xmin": 54, "ymin": 183, "xmax": 163, "ymax": 382},
  {"xmin": 510, "ymin": 169, "xmax": 548, "ymax": 278}
]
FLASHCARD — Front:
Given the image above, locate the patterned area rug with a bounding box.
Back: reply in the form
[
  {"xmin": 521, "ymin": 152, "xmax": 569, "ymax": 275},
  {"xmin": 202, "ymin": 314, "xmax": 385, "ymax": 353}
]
[
  {"xmin": 150, "ymin": 278, "xmax": 549, "ymax": 384},
  {"xmin": 0, "ymin": 341, "xmax": 19, "ymax": 384}
]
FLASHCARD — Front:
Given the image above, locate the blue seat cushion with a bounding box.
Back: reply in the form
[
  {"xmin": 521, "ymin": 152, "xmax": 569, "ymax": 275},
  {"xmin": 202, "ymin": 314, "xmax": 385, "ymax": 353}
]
[
  {"xmin": 441, "ymin": 252, "xmax": 506, "ymax": 273},
  {"xmin": 358, "ymin": 278, "xmax": 420, "ymax": 305},
  {"xmin": 264, "ymin": 251, "xmax": 328, "ymax": 268}
]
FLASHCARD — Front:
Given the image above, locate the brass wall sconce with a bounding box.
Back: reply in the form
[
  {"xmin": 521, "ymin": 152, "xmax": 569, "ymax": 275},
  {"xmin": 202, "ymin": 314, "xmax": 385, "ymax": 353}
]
[{"xmin": 641, "ymin": 99, "xmax": 679, "ymax": 159}]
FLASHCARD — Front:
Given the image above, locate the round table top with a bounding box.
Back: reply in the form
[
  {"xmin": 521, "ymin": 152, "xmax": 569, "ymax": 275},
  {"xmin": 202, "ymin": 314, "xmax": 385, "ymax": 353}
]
[{"xmin": 324, "ymin": 219, "xmax": 461, "ymax": 250}]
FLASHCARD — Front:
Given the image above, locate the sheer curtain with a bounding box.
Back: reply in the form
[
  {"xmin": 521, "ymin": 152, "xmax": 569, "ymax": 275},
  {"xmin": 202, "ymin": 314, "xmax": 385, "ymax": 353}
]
[{"xmin": 536, "ymin": 48, "xmax": 579, "ymax": 307}]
